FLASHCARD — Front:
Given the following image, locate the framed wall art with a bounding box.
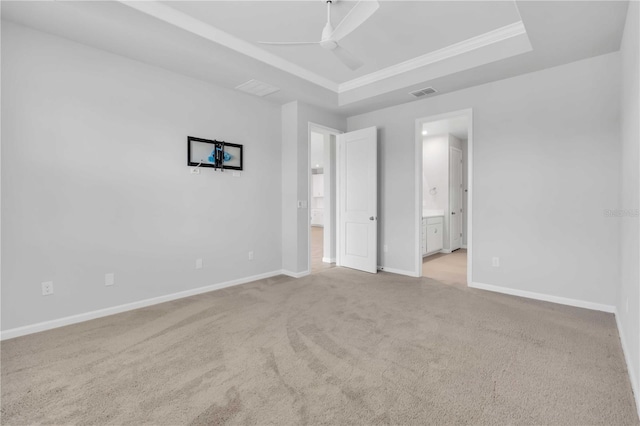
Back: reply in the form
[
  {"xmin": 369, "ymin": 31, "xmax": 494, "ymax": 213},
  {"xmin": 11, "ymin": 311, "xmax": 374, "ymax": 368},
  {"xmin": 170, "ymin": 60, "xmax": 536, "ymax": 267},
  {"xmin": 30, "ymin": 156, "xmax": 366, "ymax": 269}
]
[{"xmin": 187, "ymin": 136, "xmax": 243, "ymax": 171}]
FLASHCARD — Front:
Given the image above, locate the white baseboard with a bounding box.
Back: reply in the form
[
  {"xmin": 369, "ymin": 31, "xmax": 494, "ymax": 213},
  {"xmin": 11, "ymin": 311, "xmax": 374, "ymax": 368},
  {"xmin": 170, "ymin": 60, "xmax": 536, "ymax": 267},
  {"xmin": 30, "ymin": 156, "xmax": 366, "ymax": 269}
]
[
  {"xmin": 322, "ymin": 257, "xmax": 336, "ymax": 264},
  {"xmin": 469, "ymin": 282, "xmax": 616, "ymax": 313},
  {"xmin": 0, "ymin": 269, "xmax": 284, "ymax": 341},
  {"xmin": 423, "ymin": 250, "xmax": 443, "ymax": 258},
  {"xmin": 615, "ymin": 309, "xmax": 640, "ymax": 420},
  {"xmin": 461, "ymin": 244, "xmax": 468, "ymax": 249},
  {"xmin": 281, "ymin": 269, "xmax": 310, "ymax": 278},
  {"xmin": 377, "ymin": 265, "xmax": 420, "ymax": 277}
]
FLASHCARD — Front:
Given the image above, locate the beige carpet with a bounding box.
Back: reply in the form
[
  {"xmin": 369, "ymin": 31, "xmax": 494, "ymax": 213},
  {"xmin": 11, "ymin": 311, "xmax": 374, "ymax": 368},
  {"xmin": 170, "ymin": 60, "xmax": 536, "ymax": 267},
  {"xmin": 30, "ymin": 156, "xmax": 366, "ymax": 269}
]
[
  {"xmin": 1, "ymin": 268, "xmax": 638, "ymax": 425},
  {"xmin": 423, "ymin": 249, "xmax": 467, "ymax": 285}
]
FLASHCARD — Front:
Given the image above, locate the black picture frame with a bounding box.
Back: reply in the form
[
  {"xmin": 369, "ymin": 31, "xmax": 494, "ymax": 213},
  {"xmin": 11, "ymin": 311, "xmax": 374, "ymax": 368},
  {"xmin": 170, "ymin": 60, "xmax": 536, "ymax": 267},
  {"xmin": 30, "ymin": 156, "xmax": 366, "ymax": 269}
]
[{"xmin": 187, "ymin": 136, "xmax": 243, "ymax": 170}]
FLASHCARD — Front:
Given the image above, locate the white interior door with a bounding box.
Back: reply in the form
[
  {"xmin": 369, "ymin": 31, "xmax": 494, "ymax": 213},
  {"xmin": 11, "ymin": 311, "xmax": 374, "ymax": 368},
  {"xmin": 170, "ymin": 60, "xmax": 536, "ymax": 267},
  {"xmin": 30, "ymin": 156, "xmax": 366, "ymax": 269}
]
[
  {"xmin": 337, "ymin": 127, "xmax": 377, "ymax": 273},
  {"xmin": 450, "ymin": 147, "xmax": 463, "ymax": 250}
]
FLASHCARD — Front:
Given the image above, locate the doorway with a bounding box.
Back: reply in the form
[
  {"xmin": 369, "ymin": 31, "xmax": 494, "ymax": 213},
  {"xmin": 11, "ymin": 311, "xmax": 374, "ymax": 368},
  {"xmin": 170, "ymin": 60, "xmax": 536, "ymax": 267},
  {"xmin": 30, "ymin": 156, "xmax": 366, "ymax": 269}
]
[
  {"xmin": 308, "ymin": 124, "xmax": 340, "ymax": 274},
  {"xmin": 415, "ymin": 110, "xmax": 472, "ymax": 286}
]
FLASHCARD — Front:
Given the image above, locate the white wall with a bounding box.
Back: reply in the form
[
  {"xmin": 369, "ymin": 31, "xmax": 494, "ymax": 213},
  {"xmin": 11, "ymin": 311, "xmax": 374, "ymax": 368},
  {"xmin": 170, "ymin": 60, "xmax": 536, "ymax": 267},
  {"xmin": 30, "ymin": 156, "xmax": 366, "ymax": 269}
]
[
  {"xmin": 310, "ymin": 132, "xmax": 324, "ymax": 170},
  {"xmin": 281, "ymin": 102, "xmax": 298, "ymax": 273},
  {"xmin": 446, "ymin": 134, "xmax": 463, "ymax": 251},
  {"xmin": 462, "ymin": 138, "xmax": 469, "ymax": 247},
  {"xmin": 617, "ymin": 0, "xmax": 640, "ymax": 415},
  {"xmin": 281, "ymin": 101, "xmax": 345, "ymax": 274},
  {"xmin": 348, "ymin": 52, "xmax": 621, "ymax": 307},
  {"xmin": 310, "ymin": 132, "xmax": 324, "ymax": 211},
  {"xmin": 423, "ymin": 135, "xmax": 448, "ymax": 212},
  {"xmin": 323, "ymin": 133, "xmax": 337, "ymax": 262},
  {"xmin": 1, "ymin": 22, "xmax": 283, "ymax": 331}
]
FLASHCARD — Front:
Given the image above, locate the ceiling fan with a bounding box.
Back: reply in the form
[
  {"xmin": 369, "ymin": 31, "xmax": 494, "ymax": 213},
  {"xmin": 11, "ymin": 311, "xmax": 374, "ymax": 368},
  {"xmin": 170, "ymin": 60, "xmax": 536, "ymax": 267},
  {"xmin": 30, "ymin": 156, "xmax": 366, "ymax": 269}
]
[{"xmin": 258, "ymin": 0, "xmax": 380, "ymax": 71}]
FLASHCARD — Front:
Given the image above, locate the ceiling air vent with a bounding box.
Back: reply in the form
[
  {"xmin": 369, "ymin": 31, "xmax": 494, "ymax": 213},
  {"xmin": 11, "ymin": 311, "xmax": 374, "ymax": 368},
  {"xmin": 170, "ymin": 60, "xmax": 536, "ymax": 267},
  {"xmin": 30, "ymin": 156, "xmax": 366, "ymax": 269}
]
[
  {"xmin": 409, "ymin": 87, "xmax": 437, "ymax": 98},
  {"xmin": 235, "ymin": 79, "xmax": 280, "ymax": 97}
]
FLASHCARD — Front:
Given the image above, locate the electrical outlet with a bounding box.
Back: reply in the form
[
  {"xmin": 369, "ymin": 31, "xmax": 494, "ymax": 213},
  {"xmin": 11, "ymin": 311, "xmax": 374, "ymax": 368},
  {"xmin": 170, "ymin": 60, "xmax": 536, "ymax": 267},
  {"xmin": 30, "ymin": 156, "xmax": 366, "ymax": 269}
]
[
  {"xmin": 195, "ymin": 258, "xmax": 203, "ymax": 269},
  {"xmin": 42, "ymin": 281, "xmax": 54, "ymax": 296},
  {"xmin": 190, "ymin": 168, "xmax": 200, "ymax": 174},
  {"xmin": 492, "ymin": 257, "xmax": 500, "ymax": 267},
  {"xmin": 297, "ymin": 200, "xmax": 308, "ymax": 209},
  {"xmin": 248, "ymin": 251, "xmax": 254, "ymax": 261},
  {"xmin": 232, "ymin": 171, "xmax": 241, "ymax": 177},
  {"xmin": 105, "ymin": 273, "xmax": 115, "ymax": 286},
  {"xmin": 383, "ymin": 244, "xmax": 388, "ymax": 253}
]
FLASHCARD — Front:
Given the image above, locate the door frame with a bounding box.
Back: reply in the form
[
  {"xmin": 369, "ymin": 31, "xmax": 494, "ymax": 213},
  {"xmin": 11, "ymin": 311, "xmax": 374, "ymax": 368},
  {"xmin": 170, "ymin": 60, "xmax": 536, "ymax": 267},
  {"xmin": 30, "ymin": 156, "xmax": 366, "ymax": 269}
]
[
  {"xmin": 308, "ymin": 123, "xmax": 342, "ymax": 274},
  {"xmin": 414, "ymin": 109, "xmax": 473, "ymax": 284},
  {"xmin": 449, "ymin": 146, "xmax": 463, "ymax": 251}
]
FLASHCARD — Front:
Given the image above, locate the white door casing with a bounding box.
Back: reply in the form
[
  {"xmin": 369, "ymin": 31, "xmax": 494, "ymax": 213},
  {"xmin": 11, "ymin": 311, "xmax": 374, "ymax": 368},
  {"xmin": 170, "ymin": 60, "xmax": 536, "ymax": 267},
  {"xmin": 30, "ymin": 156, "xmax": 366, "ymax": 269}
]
[
  {"xmin": 337, "ymin": 127, "xmax": 377, "ymax": 274},
  {"xmin": 450, "ymin": 147, "xmax": 463, "ymax": 251}
]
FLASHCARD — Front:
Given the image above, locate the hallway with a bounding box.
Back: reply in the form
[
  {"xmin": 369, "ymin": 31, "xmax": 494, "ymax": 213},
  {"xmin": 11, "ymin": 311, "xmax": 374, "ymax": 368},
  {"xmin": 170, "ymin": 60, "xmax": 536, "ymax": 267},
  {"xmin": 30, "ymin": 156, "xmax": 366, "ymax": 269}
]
[{"xmin": 423, "ymin": 249, "xmax": 467, "ymax": 286}]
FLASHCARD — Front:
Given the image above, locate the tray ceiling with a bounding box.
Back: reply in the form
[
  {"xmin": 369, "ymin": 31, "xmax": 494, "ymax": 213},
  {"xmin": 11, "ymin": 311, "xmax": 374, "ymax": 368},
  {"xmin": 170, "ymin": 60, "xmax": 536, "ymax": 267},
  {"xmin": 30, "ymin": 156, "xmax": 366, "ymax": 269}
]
[{"xmin": 162, "ymin": 1, "xmax": 523, "ymax": 84}]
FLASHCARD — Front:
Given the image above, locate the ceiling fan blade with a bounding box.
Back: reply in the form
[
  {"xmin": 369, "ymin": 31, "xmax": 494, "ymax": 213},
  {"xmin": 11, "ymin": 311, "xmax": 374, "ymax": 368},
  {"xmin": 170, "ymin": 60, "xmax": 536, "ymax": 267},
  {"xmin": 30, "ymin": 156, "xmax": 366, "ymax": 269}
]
[
  {"xmin": 258, "ymin": 41, "xmax": 320, "ymax": 46},
  {"xmin": 330, "ymin": 0, "xmax": 379, "ymax": 42},
  {"xmin": 332, "ymin": 45, "xmax": 363, "ymax": 70}
]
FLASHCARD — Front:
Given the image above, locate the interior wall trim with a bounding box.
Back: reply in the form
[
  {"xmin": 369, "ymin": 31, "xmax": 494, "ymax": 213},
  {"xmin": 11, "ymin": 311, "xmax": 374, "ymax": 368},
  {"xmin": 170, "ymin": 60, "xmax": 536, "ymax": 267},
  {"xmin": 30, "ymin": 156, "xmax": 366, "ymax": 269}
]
[
  {"xmin": 469, "ymin": 281, "xmax": 616, "ymax": 313},
  {"xmin": 338, "ymin": 21, "xmax": 527, "ymax": 93},
  {"xmin": 281, "ymin": 269, "xmax": 310, "ymax": 278},
  {"xmin": 377, "ymin": 265, "xmax": 419, "ymax": 278},
  {"xmin": 118, "ymin": 0, "xmax": 339, "ymax": 92},
  {"xmin": 117, "ymin": 1, "xmax": 527, "ymax": 96},
  {"xmin": 0, "ymin": 269, "xmax": 285, "ymax": 341}
]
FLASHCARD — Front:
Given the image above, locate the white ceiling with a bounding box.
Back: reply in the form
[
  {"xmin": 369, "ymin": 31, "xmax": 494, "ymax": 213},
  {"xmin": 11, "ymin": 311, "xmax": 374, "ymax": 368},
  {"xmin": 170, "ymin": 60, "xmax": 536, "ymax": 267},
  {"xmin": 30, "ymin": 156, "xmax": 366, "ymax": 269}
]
[
  {"xmin": 423, "ymin": 116, "xmax": 469, "ymax": 140},
  {"xmin": 1, "ymin": 1, "xmax": 630, "ymax": 116},
  {"xmin": 163, "ymin": 1, "xmax": 522, "ymax": 83}
]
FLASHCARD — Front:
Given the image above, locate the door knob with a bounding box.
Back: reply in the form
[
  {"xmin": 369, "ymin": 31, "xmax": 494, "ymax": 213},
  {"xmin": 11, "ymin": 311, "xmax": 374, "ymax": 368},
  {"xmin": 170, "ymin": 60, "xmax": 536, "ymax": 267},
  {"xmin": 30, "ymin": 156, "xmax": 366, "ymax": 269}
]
[
  {"xmin": 451, "ymin": 212, "xmax": 456, "ymax": 215},
  {"xmin": 369, "ymin": 216, "xmax": 376, "ymax": 221}
]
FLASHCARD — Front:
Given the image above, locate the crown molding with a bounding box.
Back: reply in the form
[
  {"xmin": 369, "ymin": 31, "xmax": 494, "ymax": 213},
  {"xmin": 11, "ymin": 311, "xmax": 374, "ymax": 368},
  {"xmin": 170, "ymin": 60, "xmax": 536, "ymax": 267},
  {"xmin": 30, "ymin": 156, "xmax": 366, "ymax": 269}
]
[
  {"xmin": 338, "ymin": 21, "xmax": 527, "ymax": 93},
  {"xmin": 120, "ymin": 1, "xmax": 527, "ymax": 97},
  {"xmin": 118, "ymin": 0, "xmax": 340, "ymax": 92}
]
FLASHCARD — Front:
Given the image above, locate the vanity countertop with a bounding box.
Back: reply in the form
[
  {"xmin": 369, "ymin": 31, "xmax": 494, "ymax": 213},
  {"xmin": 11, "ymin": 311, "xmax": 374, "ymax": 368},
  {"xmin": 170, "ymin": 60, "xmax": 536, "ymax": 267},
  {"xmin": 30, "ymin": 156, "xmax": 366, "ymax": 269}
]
[{"xmin": 423, "ymin": 209, "xmax": 444, "ymax": 218}]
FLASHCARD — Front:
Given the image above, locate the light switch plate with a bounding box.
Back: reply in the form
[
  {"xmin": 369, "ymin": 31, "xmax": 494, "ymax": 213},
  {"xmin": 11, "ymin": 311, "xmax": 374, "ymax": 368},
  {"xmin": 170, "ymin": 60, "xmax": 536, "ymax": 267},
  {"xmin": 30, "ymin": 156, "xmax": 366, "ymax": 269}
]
[{"xmin": 105, "ymin": 273, "xmax": 115, "ymax": 286}]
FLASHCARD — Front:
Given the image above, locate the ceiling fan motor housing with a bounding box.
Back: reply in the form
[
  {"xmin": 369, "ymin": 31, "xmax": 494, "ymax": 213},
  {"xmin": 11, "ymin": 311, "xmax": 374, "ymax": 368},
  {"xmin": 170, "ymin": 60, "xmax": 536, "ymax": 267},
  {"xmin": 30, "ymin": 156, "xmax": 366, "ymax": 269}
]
[
  {"xmin": 321, "ymin": 0, "xmax": 336, "ymax": 48},
  {"xmin": 320, "ymin": 39, "xmax": 338, "ymax": 50},
  {"xmin": 259, "ymin": 0, "xmax": 377, "ymax": 70}
]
